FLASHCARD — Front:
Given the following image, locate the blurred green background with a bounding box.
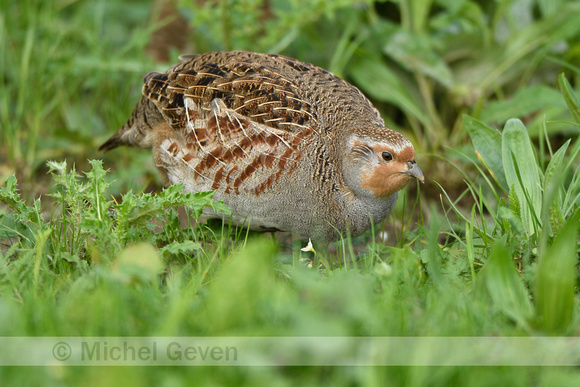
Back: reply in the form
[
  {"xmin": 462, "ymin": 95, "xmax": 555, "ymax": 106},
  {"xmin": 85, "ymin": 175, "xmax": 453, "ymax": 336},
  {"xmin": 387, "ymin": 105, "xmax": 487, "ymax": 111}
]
[{"xmin": 1, "ymin": 0, "xmax": 580, "ymax": 385}]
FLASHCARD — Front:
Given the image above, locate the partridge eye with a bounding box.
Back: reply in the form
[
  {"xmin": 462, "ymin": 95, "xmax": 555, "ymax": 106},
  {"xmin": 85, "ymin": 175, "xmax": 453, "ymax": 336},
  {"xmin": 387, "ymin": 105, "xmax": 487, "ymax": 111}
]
[{"xmin": 381, "ymin": 151, "xmax": 393, "ymax": 162}]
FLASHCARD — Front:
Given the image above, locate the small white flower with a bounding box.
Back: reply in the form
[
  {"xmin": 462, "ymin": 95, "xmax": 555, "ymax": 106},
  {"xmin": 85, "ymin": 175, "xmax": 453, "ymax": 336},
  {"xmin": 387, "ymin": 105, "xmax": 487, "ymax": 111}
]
[
  {"xmin": 301, "ymin": 238, "xmax": 316, "ymax": 254},
  {"xmin": 378, "ymin": 231, "xmax": 388, "ymax": 242}
]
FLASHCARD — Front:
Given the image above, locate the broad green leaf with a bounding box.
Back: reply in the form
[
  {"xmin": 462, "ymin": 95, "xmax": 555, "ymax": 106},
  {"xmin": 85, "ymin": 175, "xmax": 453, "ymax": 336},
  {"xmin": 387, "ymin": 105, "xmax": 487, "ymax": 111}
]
[
  {"xmin": 482, "ymin": 240, "xmax": 533, "ymax": 330},
  {"xmin": 479, "ymin": 85, "xmax": 564, "ymax": 124},
  {"xmin": 463, "ymin": 115, "xmax": 508, "ymax": 191},
  {"xmin": 349, "ymin": 56, "xmax": 429, "ymax": 126},
  {"xmin": 383, "ymin": 30, "xmax": 453, "ymax": 88},
  {"xmin": 502, "ymin": 119, "xmax": 542, "ymax": 234},
  {"xmin": 535, "ymin": 211, "xmax": 580, "ymax": 334},
  {"xmin": 558, "ymin": 73, "xmax": 580, "ymax": 124}
]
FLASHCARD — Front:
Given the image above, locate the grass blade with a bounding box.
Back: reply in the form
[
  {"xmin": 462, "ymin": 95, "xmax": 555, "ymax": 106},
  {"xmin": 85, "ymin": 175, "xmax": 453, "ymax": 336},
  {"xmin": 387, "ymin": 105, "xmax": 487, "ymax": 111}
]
[
  {"xmin": 558, "ymin": 73, "xmax": 580, "ymax": 124},
  {"xmin": 542, "ymin": 139, "xmax": 570, "ymax": 235}
]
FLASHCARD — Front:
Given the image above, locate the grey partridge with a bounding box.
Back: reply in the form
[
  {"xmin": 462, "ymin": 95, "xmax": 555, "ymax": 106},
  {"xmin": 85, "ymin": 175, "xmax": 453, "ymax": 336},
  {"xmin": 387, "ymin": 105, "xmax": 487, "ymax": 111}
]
[{"xmin": 99, "ymin": 51, "xmax": 424, "ymax": 242}]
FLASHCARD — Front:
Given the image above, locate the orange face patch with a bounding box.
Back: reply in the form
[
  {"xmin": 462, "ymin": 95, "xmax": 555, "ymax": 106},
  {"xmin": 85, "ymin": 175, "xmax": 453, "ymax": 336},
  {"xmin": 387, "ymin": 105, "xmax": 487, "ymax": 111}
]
[
  {"xmin": 361, "ymin": 162, "xmax": 414, "ymax": 198},
  {"xmin": 396, "ymin": 146, "xmax": 415, "ymax": 163}
]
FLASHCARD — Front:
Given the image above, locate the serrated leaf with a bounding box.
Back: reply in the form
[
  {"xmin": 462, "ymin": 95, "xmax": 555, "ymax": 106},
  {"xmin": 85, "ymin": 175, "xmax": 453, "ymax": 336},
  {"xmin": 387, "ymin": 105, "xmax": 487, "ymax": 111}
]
[
  {"xmin": 46, "ymin": 160, "xmax": 68, "ymax": 175},
  {"xmin": 209, "ymin": 199, "xmax": 231, "ymax": 216},
  {"xmin": 184, "ymin": 191, "xmax": 221, "ymax": 218},
  {"xmin": 0, "ymin": 175, "xmax": 25, "ymax": 213},
  {"xmin": 502, "ymin": 119, "xmax": 542, "ymax": 234},
  {"xmin": 0, "ymin": 175, "xmax": 44, "ymax": 228},
  {"xmin": 463, "ymin": 115, "xmax": 508, "ymax": 191}
]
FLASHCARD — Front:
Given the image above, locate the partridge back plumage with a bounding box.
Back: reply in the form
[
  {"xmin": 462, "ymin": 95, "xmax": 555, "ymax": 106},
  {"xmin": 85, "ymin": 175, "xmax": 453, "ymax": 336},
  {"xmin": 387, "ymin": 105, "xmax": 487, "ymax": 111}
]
[{"xmin": 100, "ymin": 51, "xmax": 423, "ymax": 242}]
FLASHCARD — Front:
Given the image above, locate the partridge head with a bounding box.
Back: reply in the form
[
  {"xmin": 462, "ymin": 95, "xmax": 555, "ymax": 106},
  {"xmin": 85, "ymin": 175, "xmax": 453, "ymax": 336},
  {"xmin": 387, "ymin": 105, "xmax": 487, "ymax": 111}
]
[{"xmin": 99, "ymin": 51, "xmax": 424, "ymax": 242}]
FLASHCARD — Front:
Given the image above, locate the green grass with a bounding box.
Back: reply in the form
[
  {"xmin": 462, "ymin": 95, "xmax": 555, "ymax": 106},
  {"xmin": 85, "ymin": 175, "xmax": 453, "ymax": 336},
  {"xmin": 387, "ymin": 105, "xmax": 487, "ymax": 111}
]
[{"xmin": 1, "ymin": 0, "xmax": 580, "ymax": 385}]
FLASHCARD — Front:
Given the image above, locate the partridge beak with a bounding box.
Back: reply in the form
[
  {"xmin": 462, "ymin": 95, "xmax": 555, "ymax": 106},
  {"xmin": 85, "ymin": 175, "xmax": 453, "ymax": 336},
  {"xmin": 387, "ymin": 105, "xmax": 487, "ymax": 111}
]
[{"xmin": 402, "ymin": 162, "xmax": 425, "ymax": 183}]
